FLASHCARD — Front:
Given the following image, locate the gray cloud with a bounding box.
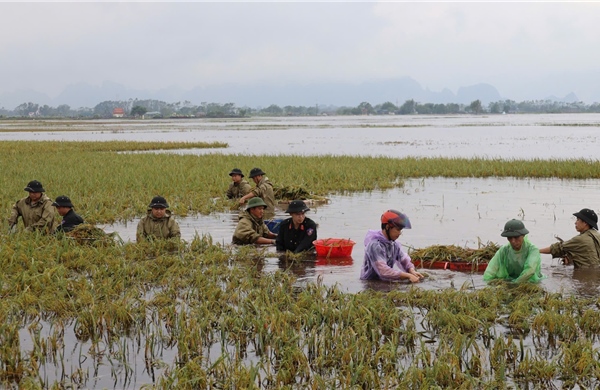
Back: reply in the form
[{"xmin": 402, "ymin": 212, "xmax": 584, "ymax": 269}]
[{"xmin": 1, "ymin": 2, "xmax": 599, "ymax": 103}]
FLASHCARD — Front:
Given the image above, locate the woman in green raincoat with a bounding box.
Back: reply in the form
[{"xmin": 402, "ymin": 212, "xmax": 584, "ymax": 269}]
[{"xmin": 484, "ymin": 219, "xmax": 543, "ymax": 283}]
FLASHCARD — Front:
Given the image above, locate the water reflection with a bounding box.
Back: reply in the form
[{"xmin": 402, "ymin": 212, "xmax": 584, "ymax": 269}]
[
  {"xmin": 100, "ymin": 177, "xmax": 600, "ymax": 296},
  {"xmin": 571, "ymin": 268, "xmax": 600, "ymax": 297}
]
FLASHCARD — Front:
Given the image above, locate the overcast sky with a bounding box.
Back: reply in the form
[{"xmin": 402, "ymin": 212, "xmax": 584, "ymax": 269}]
[{"xmin": 1, "ymin": 2, "xmax": 600, "ymax": 102}]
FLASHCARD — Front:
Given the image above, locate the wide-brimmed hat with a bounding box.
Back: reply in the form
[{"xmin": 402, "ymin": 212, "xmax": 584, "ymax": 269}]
[
  {"xmin": 24, "ymin": 180, "xmax": 45, "ymax": 193},
  {"xmin": 285, "ymin": 200, "xmax": 310, "ymax": 214},
  {"xmin": 148, "ymin": 196, "xmax": 169, "ymax": 209},
  {"xmin": 249, "ymin": 168, "xmax": 266, "ymax": 178},
  {"xmin": 229, "ymin": 168, "xmax": 244, "ymax": 177},
  {"xmin": 52, "ymin": 195, "xmax": 74, "ymax": 208},
  {"xmin": 501, "ymin": 219, "xmax": 529, "ymax": 237},
  {"xmin": 246, "ymin": 197, "xmax": 267, "ymax": 210},
  {"xmin": 573, "ymin": 208, "xmax": 598, "ymax": 230}
]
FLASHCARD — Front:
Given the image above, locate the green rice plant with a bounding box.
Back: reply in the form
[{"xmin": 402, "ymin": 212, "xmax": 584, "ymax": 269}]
[
  {"xmin": 513, "ymin": 352, "xmax": 558, "ymax": 388},
  {"xmin": 531, "ymin": 310, "xmax": 578, "ymax": 346},
  {"xmin": 4, "ymin": 140, "xmax": 600, "ymax": 223},
  {"xmin": 558, "ymin": 338, "xmax": 600, "ymax": 388}
]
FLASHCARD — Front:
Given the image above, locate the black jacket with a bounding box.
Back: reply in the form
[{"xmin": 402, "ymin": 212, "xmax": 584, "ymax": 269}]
[
  {"xmin": 56, "ymin": 209, "xmax": 84, "ymax": 233},
  {"xmin": 276, "ymin": 217, "xmax": 317, "ymax": 253}
]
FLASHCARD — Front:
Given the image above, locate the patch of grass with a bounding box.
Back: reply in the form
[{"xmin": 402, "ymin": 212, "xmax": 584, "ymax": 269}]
[{"xmin": 2, "ymin": 141, "xmax": 600, "ymax": 223}]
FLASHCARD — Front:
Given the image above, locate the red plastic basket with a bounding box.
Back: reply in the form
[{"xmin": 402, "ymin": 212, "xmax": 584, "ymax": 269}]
[
  {"xmin": 412, "ymin": 259, "xmax": 488, "ymax": 272},
  {"xmin": 313, "ymin": 238, "xmax": 356, "ymax": 258}
]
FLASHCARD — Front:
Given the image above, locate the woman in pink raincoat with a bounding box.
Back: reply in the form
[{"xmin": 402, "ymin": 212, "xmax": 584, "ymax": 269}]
[{"xmin": 360, "ymin": 209, "xmax": 424, "ymax": 283}]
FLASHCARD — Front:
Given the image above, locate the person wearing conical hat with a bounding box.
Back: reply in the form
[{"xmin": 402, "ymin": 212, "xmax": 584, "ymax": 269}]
[
  {"xmin": 8, "ymin": 180, "xmax": 58, "ymax": 233},
  {"xmin": 539, "ymin": 209, "xmax": 600, "ymax": 268},
  {"xmin": 484, "ymin": 219, "xmax": 543, "ymax": 283},
  {"xmin": 226, "ymin": 168, "xmax": 251, "ymax": 199},
  {"xmin": 232, "ymin": 197, "xmax": 277, "ymax": 245},
  {"xmin": 52, "ymin": 195, "xmax": 84, "ymax": 233},
  {"xmin": 136, "ymin": 196, "xmax": 181, "ymax": 242}
]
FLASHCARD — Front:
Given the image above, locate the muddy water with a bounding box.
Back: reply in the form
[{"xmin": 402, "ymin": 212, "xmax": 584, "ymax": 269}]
[
  {"xmin": 2, "ymin": 114, "xmax": 600, "ymax": 159},
  {"xmin": 103, "ymin": 177, "xmax": 600, "ymax": 296},
  {"xmin": 21, "ymin": 177, "xmax": 599, "ymax": 389}
]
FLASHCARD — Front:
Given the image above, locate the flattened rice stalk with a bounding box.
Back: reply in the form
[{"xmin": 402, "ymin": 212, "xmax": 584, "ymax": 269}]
[
  {"xmin": 226, "ymin": 185, "xmax": 326, "ymax": 210},
  {"xmin": 66, "ymin": 223, "xmax": 122, "ymax": 246},
  {"xmin": 410, "ymin": 242, "xmax": 500, "ymax": 264},
  {"xmin": 274, "ymin": 185, "xmax": 312, "ymax": 200}
]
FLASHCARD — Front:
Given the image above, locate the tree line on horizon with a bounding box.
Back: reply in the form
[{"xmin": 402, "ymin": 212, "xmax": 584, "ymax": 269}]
[{"xmin": 2, "ymin": 98, "xmax": 600, "ymax": 119}]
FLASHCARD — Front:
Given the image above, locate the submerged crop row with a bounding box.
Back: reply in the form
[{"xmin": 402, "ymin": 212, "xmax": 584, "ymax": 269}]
[
  {"xmin": 1, "ymin": 233, "xmax": 600, "ymax": 389},
  {"xmin": 2, "ymin": 141, "xmax": 600, "ymax": 224}
]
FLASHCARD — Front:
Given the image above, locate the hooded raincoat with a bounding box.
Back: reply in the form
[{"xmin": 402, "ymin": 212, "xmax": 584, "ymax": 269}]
[
  {"xmin": 360, "ymin": 229, "xmax": 416, "ymax": 281},
  {"xmin": 483, "ymin": 236, "xmax": 543, "ymax": 283}
]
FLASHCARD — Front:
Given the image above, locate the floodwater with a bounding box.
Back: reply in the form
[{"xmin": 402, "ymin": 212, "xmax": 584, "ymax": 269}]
[
  {"xmin": 7, "ymin": 115, "xmax": 600, "ymax": 388},
  {"xmin": 103, "ymin": 176, "xmax": 600, "ymax": 297},
  {"xmin": 2, "ymin": 113, "xmax": 600, "ymax": 159},
  {"xmin": 3, "ymin": 114, "xmax": 600, "ymax": 295}
]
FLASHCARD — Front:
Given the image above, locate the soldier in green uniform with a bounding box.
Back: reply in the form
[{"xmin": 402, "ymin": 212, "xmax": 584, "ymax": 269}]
[
  {"xmin": 232, "ymin": 197, "xmax": 277, "ymax": 245},
  {"xmin": 136, "ymin": 196, "xmax": 181, "ymax": 242},
  {"xmin": 239, "ymin": 167, "xmax": 276, "ymax": 218},
  {"xmin": 539, "ymin": 208, "xmax": 600, "ymax": 268},
  {"xmin": 8, "ymin": 180, "xmax": 57, "ymax": 233},
  {"xmin": 226, "ymin": 168, "xmax": 251, "ymax": 199}
]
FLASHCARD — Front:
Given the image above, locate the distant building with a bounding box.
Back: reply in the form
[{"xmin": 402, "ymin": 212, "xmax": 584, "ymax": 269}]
[
  {"xmin": 145, "ymin": 111, "xmax": 162, "ymax": 119},
  {"xmin": 112, "ymin": 108, "xmax": 125, "ymax": 118}
]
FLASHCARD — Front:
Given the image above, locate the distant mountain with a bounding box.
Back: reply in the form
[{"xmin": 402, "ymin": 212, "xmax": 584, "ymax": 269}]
[
  {"xmin": 0, "ymin": 77, "xmax": 582, "ymax": 110},
  {"xmin": 0, "ymin": 89, "xmax": 52, "ymax": 109},
  {"xmin": 456, "ymin": 84, "xmax": 502, "ymax": 105},
  {"xmin": 544, "ymin": 92, "xmax": 579, "ymax": 103}
]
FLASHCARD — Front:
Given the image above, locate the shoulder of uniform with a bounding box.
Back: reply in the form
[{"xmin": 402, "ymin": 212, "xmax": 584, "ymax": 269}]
[{"xmin": 304, "ymin": 218, "xmax": 317, "ymax": 226}]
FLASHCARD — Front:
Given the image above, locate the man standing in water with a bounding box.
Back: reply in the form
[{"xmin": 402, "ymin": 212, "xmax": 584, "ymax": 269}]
[
  {"xmin": 361, "ymin": 209, "xmax": 424, "ymax": 283},
  {"xmin": 8, "ymin": 180, "xmax": 57, "ymax": 233},
  {"xmin": 239, "ymin": 167, "xmax": 276, "ymax": 218},
  {"xmin": 276, "ymin": 200, "xmax": 317, "ymax": 253},
  {"xmin": 484, "ymin": 219, "xmax": 543, "ymax": 283},
  {"xmin": 136, "ymin": 196, "xmax": 181, "ymax": 241},
  {"xmin": 232, "ymin": 197, "xmax": 277, "ymax": 245},
  {"xmin": 226, "ymin": 168, "xmax": 251, "ymax": 199},
  {"xmin": 539, "ymin": 208, "xmax": 600, "ymax": 268},
  {"xmin": 52, "ymin": 195, "xmax": 84, "ymax": 233}
]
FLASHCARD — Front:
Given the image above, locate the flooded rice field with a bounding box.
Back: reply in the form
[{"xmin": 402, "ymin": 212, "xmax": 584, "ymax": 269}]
[
  {"xmin": 13, "ymin": 176, "xmax": 600, "ymax": 388},
  {"xmin": 2, "ymin": 113, "xmax": 600, "ymax": 159},
  {"xmin": 102, "ymin": 177, "xmax": 600, "ymax": 297},
  {"xmin": 5, "ymin": 114, "xmax": 600, "ymax": 388}
]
